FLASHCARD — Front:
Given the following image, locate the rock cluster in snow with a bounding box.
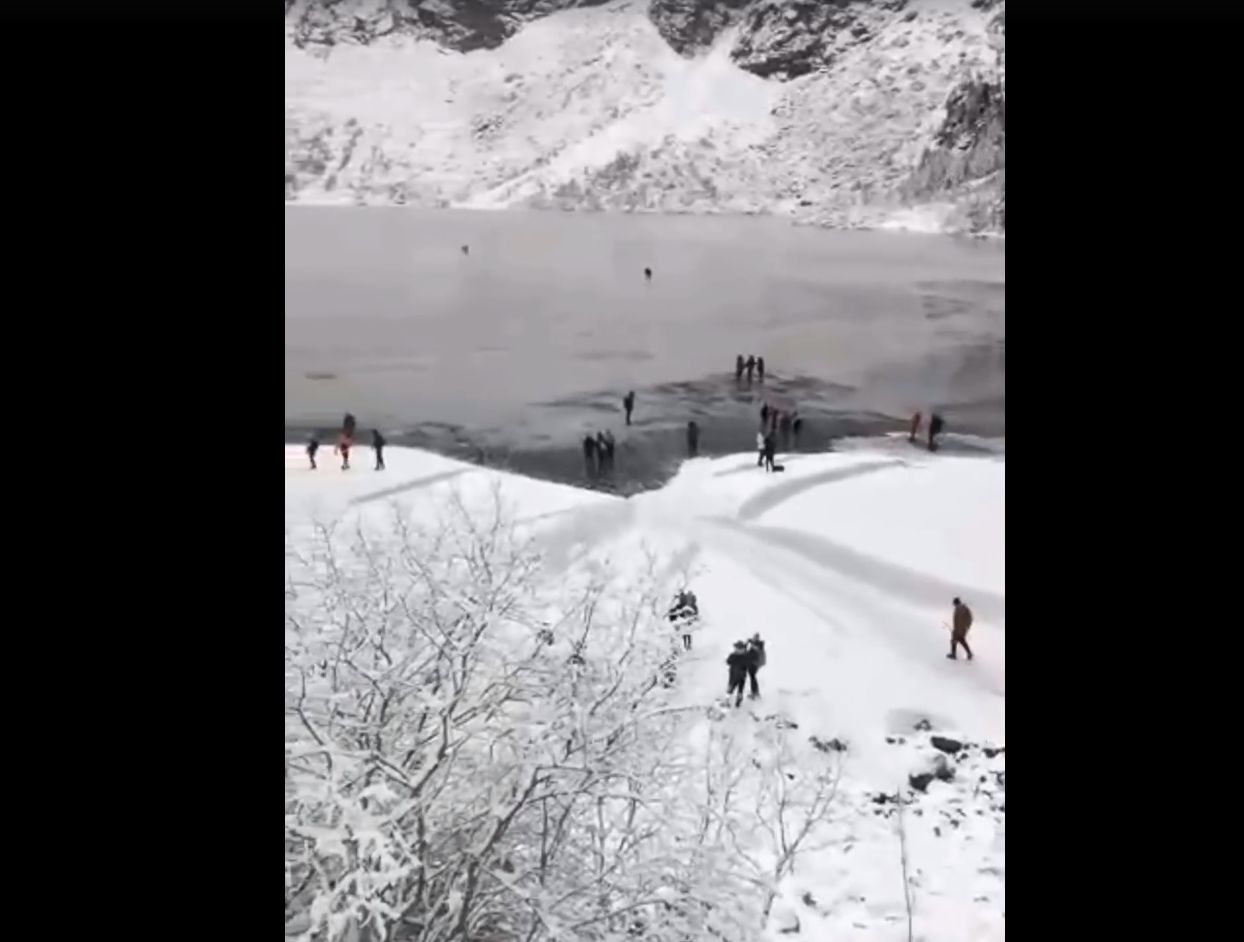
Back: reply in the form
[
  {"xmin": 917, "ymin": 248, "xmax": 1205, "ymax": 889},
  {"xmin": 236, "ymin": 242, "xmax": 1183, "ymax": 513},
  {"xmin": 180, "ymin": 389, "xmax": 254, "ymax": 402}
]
[{"xmin": 285, "ymin": 0, "xmax": 1006, "ymax": 235}]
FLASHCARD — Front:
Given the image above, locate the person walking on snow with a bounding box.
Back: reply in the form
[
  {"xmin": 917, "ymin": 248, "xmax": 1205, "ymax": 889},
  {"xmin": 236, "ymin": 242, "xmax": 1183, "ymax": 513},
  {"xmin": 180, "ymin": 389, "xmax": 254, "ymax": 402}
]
[
  {"xmin": 335, "ymin": 431, "xmax": 352, "ymax": 470},
  {"xmin": 948, "ymin": 597, "xmax": 974, "ymax": 660},
  {"xmin": 726, "ymin": 641, "xmax": 750, "ymax": 708},
  {"xmin": 745, "ymin": 633, "xmax": 766, "ymax": 699},
  {"xmin": 371, "ymin": 429, "xmax": 386, "ymax": 470},
  {"xmin": 623, "ymin": 391, "xmax": 635, "ymax": 426},
  {"xmin": 306, "ymin": 436, "xmax": 319, "ymax": 470}
]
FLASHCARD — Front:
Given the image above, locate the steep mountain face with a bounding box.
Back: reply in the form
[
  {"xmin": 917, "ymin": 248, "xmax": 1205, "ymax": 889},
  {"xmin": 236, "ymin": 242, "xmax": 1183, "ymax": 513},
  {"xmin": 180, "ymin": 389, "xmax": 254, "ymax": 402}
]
[{"xmin": 285, "ymin": 0, "xmax": 1006, "ymax": 235}]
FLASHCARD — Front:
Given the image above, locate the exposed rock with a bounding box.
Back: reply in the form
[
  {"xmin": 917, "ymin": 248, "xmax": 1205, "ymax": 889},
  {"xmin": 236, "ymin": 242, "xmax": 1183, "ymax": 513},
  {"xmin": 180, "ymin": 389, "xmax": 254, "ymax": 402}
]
[
  {"xmin": 908, "ymin": 772, "xmax": 934, "ymax": 793},
  {"xmin": 801, "ymin": 891, "xmax": 818, "ymax": 909},
  {"xmin": 983, "ymin": 745, "xmax": 1006, "ymax": 758},
  {"xmin": 931, "ymin": 753, "xmax": 955, "ymax": 783},
  {"xmin": 649, "ymin": 0, "xmax": 753, "ymax": 56},
  {"xmin": 930, "ymin": 735, "xmax": 964, "ymax": 755},
  {"xmin": 731, "ymin": 0, "xmax": 908, "ymax": 81},
  {"xmin": 913, "ymin": 718, "xmax": 933, "ymax": 732}
]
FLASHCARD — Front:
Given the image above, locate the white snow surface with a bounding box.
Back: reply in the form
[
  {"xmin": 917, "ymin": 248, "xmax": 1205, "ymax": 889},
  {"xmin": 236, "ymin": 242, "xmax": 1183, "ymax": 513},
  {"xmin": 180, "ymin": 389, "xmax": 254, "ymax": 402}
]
[
  {"xmin": 286, "ymin": 0, "xmax": 1004, "ymax": 234},
  {"xmin": 286, "ymin": 442, "xmax": 1005, "ymax": 940}
]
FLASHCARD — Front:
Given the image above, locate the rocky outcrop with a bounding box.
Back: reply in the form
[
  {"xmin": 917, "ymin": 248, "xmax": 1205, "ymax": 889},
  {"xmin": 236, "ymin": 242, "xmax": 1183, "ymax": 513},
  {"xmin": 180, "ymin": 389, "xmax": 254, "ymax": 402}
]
[
  {"xmin": 901, "ymin": 76, "xmax": 1005, "ymax": 231},
  {"xmin": 648, "ymin": 0, "xmax": 753, "ymax": 55},
  {"xmin": 730, "ymin": 0, "xmax": 906, "ymax": 80},
  {"xmin": 286, "ymin": 0, "xmax": 614, "ymax": 53}
]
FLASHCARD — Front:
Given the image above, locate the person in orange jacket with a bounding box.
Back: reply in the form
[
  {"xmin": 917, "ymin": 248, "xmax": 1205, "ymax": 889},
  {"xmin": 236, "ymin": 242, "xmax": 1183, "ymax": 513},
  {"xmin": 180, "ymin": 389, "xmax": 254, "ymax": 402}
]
[{"xmin": 948, "ymin": 597, "xmax": 974, "ymax": 660}]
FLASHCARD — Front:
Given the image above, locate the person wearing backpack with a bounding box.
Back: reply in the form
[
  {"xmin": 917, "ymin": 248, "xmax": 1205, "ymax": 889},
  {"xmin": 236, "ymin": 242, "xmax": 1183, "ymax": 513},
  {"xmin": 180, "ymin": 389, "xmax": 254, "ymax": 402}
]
[{"xmin": 745, "ymin": 633, "xmax": 766, "ymax": 699}]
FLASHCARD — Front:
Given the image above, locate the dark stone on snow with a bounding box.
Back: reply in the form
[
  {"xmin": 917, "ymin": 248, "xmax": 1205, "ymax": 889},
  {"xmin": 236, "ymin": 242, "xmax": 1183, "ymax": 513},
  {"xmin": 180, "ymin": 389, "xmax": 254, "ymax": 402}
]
[
  {"xmin": 931, "ymin": 754, "xmax": 955, "ymax": 783},
  {"xmin": 933, "ymin": 826, "xmax": 941, "ymax": 837},
  {"xmin": 983, "ymin": 746, "xmax": 1006, "ymax": 758},
  {"xmin": 908, "ymin": 772, "xmax": 934, "ymax": 793},
  {"xmin": 885, "ymin": 736, "xmax": 896, "ymax": 745},
  {"xmin": 930, "ymin": 735, "xmax": 964, "ymax": 755},
  {"xmin": 914, "ymin": 718, "xmax": 933, "ymax": 732},
  {"xmin": 649, "ymin": 0, "xmax": 753, "ymax": 56},
  {"xmin": 801, "ymin": 891, "xmax": 818, "ymax": 909},
  {"xmin": 871, "ymin": 793, "xmax": 891, "ymax": 805}
]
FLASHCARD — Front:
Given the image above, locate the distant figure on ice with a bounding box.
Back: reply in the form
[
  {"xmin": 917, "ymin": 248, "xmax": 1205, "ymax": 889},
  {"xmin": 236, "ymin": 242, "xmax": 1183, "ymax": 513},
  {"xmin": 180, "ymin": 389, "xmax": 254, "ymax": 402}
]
[
  {"xmin": 792, "ymin": 414, "xmax": 803, "ymax": 444},
  {"xmin": 601, "ymin": 429, "xmax": 616, "ymax": 474},
  {"xmin": 763, "ymin": 432, "xmax": 777, "ymax": 473},
  {"xmin": 372, "ymin": 429, "xmax": 386, "ymax": 471},
  {"xmin": 582, "ymin": 434, "xmax": 599, "ymax": 478},
  {"xmin": 686, "ymin": 420, "xmax": 700, "ymax": 458},
  {"xmin": 735, "ymin": 354, "xmax": 745, "ymax": 382},
  {"xmin": 335, "ymin": 431, "xmax": 352, "ymax": 471},
  {"xmin": 343, "ymin": 413, "xmax": 357, "ymax": 440},
  {"xmin": 909, "ymin": 411, "xmax": 923, "ymax": 444},
  {"xmin": 757, "ymin": 356, "xmax": 766, "ymax": 383},
  {"xmin": 745, "ymin": 355, "xmax": 756, "ymax": 383},
  {"xmin": 726, "ymin": 641, "xmax": 750, "ymax": 708},
  {"xmin": 623, "ymin": 391, "xmax": 635, "ymax": 426},
  {"xmin": 756, "ymin": 430, "xmax": 766, "ymax": 467},
  {"xmin": 745, "ymin": 633, "xmax": 766, "ymax": 699},
  {"xmin": 461, "ymin": 244, "xmax": 469, "ymax": 256},
  {"xmin": 760, "ymin": 403, "xmax": 770, "ymax": 427},
  {"xmin": 928, "ymin": 413, "xmax": 945, "ymax": 452},
  {"xmin": 306, "ymin": 436, "xmax": 319, "ymax": 470},
  {"xmin": 948, "ymin": 597, "xmax": 974, "ymax": 660},
  {"xmin": 644, "ymin": 267, "xmax": 652, "ymax": 281}
]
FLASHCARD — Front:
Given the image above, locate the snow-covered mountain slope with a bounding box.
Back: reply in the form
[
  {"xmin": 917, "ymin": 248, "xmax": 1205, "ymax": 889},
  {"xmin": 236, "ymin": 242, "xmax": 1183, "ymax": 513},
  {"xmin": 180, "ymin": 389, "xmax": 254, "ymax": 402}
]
[
  {"xmin": 285, "ymin": 442, "xmax": 1005, "ymax": 939},
  {"xmin": 285, "ymin": 0, "xmax": 1005, "ymax": 235}
]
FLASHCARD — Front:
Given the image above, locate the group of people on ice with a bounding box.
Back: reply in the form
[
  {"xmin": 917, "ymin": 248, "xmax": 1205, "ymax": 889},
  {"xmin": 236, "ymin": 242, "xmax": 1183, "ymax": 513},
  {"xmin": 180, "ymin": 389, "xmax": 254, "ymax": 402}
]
[
  {"xmin": 583, "ymin": 429, "xmax": 617, "ymax": 478},
  {"xmin": 735, "ymin": 354, "xmax": 766, "ymax": 384},
  {"xmin": 305, "ymin": 413, "xmax": 386, "ymax": 471}
]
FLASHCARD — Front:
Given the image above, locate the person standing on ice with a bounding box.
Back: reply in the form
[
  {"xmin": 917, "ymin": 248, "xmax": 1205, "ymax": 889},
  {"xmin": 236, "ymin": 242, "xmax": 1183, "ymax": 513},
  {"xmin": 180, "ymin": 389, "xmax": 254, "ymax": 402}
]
[
  {"xmin": 623, "ymin": 391, "xmax": 635, "ymax": 426},
  {"xmin": 745, "ymin": 355, "xmax": 756, "ymax": 383},
  {"xmin": 686, "ymin": 420, "xmax": 700, "ymax": 458},
  {"xmin": 928, "ymin": 413, "xmax": 945, "ymax": 452},
  {"xmin": 335, "ymin": 430, "xmax": 352, "ymax": 470},
  {"xmin": 582, "ymin": 434, "xmax": 598, "ymax": 478},
  {"xmin": 745, "ymin": 633, "xmax": 766, "ymax": 699},
  {"xmin": 909, "ymin": 411, "xmax": 923, "ymax": 444},
  {"xmin": 343, "ymin": 412, "xmax": 357, "ymax": 440},
  {"xmin": 306, "ymin": 435, "xmax": 319, "ymax": 470},
  {"xmin": 602, "ymin": 429, "xmax": 616, "ymax": 473},
  {"xmin": 726, "ymin": 641, "xmax": 750, "ymax": 708},
  {"xmin": 757, "ymin": 356, "xmax": 766, "ymax": 383},
  {"xmin": 735, "ymin": 354, "xmax": 745, "ymax": 382},
  {"xmin": 763, "ymin": 432, "xmax": 777, "ymax": 472},
  {"xmin": 948, "ymin": 597, "xmax": 974, "ymax": 660},
  {"xmin": 371, "ymin": 429, "xmax": 386, "ymax": 471}
]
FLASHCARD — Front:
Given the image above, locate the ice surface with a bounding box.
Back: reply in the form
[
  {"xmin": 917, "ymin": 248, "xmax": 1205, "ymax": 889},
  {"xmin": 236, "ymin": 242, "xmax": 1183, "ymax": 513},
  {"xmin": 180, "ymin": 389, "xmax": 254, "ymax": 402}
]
[{"xmin": 285, "ymin": 440, "xmax": 1005, "ymax": 940}]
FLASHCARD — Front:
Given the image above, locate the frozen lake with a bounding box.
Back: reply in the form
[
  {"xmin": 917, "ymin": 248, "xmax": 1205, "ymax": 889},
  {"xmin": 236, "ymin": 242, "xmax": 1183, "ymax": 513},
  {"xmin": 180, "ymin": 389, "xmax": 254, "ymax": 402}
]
[{"xmin": 285, "ymin": 207, "xmax": 1003, "ymax": 490}]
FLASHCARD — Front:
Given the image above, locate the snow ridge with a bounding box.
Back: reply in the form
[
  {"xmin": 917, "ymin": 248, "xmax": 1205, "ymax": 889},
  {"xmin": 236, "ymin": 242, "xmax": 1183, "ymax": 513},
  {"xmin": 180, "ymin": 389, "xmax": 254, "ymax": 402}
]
[{"xmin": 285, "ymin": 0, "xmax": 1005, "ymax": 235}]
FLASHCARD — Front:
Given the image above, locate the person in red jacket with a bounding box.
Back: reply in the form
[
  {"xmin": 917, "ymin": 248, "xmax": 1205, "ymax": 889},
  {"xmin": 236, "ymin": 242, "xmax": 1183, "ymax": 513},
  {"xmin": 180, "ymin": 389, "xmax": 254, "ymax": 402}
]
[{"xmin": 335, "ymin": 431, "xmax": 352, "ymax": 471}]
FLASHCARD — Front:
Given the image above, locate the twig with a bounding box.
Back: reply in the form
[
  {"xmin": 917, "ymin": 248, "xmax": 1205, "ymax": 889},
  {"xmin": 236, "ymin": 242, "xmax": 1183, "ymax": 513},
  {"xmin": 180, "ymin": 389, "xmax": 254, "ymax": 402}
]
[{"xmin": 896, "ymin": 789, "xmax": 914, "ymax": 942}]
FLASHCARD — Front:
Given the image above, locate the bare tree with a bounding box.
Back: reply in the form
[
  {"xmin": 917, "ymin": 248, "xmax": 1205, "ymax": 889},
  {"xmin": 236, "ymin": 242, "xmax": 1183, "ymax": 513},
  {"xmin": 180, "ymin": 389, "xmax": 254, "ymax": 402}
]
[{"xmin": 286, "ymin": 487, "xmax": 840, "ymax": 942}]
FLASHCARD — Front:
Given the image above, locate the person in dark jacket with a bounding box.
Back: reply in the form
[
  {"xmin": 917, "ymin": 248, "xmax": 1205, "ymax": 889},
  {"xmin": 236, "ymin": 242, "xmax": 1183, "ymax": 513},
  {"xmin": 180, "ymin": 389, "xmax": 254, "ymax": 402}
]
[
  {"xmin": 909, "ymin": 411, "xmax": 923, "ymax": 444},
  {"xmin": 757, "ymin": 356, "xmax": 766, "ymax": 382},
  {"xmin": 306, "ymin": 436, "xmax": 319, "ymax": 470},
  {"xmin": 760, "ymin": 403, "xmax": 770, "ymax": 427},
  {"xmin": 745, "ymin": 355, "xmax": 756, "ymax": 383},
  {"xmin": 928, "ymin": 413, "xmax": 945, "ymax": 452},
  {"xmin": 763, "ymin": 433, "xmax": 777, "ymax": 472},
  {"xmin": 735, "ymin": 354, "xmax": 745, "ymax": 382},
  {"xmin": 726, "ymin": 641, "xmax": 750, "ymax": 707},
  {"xmin": 948, "ymin": 597, "xmax": 974, "ymax": 660},
  {"xmin": 644, "ymin": 267, "xmax": 653, "ymax": 281},
  {"xmin": 686, "ymin": 420, "xmax": 700, "ymax": 458},
  {"xmin": 745, "ymin": 633, "xmax": 766, "ymax": 699},
  {"xmin": 602, "ymin": 429, "xmax": 616, "ymax": 473},
  {"xmin": 792, "ymin": 414, "xmax": 803, "ymax": 444},
  {"xmin": 596, "ymin": 431, "xmax": 609, "ymax": 473},
  {"xmin": 583, "ymin": 434, "xmax": 598, "ymax": 478},
  {"xmin": 343, "ymin": 413, "xmax": 357, "ymax": 439},
  {"xmin": 623, "ymin": 391, "xmax": 635, "ymax": 426},
  {"xmin": 371, "ymin": 429, "xmax": 386, "ymax": 470}
]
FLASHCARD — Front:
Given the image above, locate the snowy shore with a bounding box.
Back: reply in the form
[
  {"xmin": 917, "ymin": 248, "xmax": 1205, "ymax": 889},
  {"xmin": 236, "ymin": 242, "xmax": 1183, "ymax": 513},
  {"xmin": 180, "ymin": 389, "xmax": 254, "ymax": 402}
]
[{"xmin": 285, "ymin": 443, "xmax": 1004, "ymax": 940}]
